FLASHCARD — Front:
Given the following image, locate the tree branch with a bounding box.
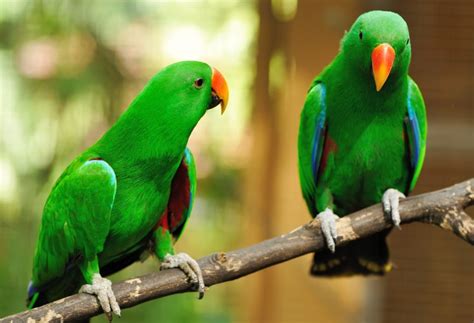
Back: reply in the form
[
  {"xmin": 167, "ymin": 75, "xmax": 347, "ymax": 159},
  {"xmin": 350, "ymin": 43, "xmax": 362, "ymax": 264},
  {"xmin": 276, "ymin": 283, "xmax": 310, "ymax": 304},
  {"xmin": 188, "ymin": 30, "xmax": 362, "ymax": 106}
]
[{"xmin": 2, "ymin": 179, "xmax": 473, "ymax": 322}]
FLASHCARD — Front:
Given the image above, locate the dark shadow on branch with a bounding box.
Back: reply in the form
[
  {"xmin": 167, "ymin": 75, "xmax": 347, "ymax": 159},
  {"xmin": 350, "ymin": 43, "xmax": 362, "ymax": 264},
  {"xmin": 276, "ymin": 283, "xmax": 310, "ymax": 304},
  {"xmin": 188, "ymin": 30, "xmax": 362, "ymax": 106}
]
[{"xmin": 2, "ymin": 179, "xmax": 473, "ymax": 322}]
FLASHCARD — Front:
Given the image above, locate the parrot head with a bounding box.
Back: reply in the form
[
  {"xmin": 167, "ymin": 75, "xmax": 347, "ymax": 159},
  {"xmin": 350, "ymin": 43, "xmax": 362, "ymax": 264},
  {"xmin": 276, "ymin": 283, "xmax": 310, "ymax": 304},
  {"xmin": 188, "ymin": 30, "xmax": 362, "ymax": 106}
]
[
  {"xmin": 341, "ymin": 11, "xmax": 411, "ymax": 92},
  {"xmin": 132, "ymin": 61, "xmax": 229, "ymax": 137}
]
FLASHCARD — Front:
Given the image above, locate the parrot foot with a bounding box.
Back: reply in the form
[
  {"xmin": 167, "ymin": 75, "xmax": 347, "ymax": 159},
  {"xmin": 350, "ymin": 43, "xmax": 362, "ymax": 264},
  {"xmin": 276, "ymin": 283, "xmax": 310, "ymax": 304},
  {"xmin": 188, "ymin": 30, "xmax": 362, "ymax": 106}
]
[
  {"xmin": 316, "ymin": 208, "xmax": 339, "ymax": 253},
  {"xmin": 382, "ymin": 188, "xmax": 406, "ymax": 229},
  {"xmin": 160, "ymin": 252, "xmax": 205, "ymax": 299},
  {"xmin": 79, "ymin": 273, "xmax": 120, "ymax": 321}
]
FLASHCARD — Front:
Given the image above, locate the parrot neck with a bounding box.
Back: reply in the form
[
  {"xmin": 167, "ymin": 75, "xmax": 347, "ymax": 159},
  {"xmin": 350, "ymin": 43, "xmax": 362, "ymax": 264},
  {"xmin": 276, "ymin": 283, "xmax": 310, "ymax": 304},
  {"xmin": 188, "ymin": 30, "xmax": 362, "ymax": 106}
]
[
  {"xmin": 95, "ymin": 106, "xmax": 192, "ymax": 163},
  {"xmin": 328, "ymin": 53, "xmax": 408, "ymax": 102},
  {"xmin": 320, "ymin": 54, "xmax": 410, "ymax": 118}
]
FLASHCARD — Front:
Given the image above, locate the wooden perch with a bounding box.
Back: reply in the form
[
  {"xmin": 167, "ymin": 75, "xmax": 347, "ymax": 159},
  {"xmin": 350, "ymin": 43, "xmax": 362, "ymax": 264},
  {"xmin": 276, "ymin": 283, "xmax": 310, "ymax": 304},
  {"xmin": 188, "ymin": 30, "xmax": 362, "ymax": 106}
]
[{"xmin": 2, "ymin": 179, "xmax": 473, "ymax": 322}]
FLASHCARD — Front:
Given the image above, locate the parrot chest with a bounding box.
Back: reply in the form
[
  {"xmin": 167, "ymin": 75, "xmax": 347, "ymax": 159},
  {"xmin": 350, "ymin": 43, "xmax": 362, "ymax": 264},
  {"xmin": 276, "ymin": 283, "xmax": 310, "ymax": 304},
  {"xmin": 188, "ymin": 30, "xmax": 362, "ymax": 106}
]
[
  {"xmin": 100, "ymin": 156, "xmax": 181, "ymax": 259},
  {"xmin": 322, "ymin": 114, "xmax": 410, "ymax": 214}
]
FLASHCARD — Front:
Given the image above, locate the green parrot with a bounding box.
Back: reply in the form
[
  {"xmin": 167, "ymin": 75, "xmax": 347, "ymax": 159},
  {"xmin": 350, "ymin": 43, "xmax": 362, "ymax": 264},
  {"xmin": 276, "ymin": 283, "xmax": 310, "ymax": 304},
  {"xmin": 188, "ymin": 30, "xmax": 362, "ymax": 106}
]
[
  {"xmin": 27, "ymin": 61, "xmax": 229, "ymax": 317},
  {"xmin": 298, "ymin": 11, "xmax": 427, "ymax": 276}
]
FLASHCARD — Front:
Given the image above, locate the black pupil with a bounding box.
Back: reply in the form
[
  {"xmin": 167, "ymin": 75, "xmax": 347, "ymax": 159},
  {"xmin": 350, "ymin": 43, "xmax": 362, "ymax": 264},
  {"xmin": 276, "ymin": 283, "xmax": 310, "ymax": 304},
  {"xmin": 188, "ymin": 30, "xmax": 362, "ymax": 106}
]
[
  {"xmin": 359, "ymin": 31, "xmax": 363, "ymax": 40},
  {"xmin": 195, "ymin": 79, "xmax": 203, "ymax": 87}
]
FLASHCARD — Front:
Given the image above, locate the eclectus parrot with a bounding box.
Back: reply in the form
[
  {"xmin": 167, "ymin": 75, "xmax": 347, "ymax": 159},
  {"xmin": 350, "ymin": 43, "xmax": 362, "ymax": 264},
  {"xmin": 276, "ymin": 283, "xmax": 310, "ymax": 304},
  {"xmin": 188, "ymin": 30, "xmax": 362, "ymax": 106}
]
[
  {"xmin": 298, "ymin": 11, "xmax": 427, "ymax": 276},
  {"xmin": 27, "ymin": 61, "xmax": 229, "ymax": 318}
]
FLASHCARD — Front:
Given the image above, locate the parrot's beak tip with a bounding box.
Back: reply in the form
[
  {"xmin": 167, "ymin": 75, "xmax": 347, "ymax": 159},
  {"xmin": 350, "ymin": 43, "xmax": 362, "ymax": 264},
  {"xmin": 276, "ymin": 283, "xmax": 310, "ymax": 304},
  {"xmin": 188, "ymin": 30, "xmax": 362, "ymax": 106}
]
[
  {"xmin": 220, "ymin": 100, "xmax": 227, "ymax": 114},
  {"xmin": 210, "ymin": 67, "xmax": 229, "ymax": 115},
  {"xmin": 208, "ymin": 90, "xmax": 227, "ymax": 113}
]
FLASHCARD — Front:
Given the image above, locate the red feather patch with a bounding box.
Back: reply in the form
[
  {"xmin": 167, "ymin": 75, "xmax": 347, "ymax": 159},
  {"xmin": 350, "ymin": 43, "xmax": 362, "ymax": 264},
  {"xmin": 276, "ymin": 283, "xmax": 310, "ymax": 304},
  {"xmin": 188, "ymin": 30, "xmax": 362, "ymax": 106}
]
[
  {"xmin": 319, "ymin": 132, "xmax": 338, "ymax": 175},
  {"xmin": 154, "ymin": 158, "xmax": 191, "ymax": 234},
  {"xmin": 168, "ymin": 160, "xmax": 190, "ymax": 230}
]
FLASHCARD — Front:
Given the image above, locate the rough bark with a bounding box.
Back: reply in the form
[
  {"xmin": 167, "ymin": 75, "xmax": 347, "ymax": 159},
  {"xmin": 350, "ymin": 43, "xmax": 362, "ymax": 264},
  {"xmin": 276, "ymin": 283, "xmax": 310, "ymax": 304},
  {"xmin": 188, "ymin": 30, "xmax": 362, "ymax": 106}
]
[{"xmin": 2, "ymin": 179, "xmax": 473, "ymax": 323}]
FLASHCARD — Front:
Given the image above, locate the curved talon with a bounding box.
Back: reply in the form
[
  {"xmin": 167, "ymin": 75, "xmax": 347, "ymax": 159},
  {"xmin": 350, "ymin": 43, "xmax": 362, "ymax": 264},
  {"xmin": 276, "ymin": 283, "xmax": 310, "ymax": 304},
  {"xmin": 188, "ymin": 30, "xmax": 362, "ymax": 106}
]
[
  {"xmin": 160, "ymin": 252, "xmax": 206, "ymax": 299},
  {"xmin": 382, "ymin": 188, "xmax": 406, "ymax": 229},
  {"xmin": 316, "ymin": 208, "xmax": 339, "ymax": 253},
  {"xmin": 79, "ymin": 274, "xmax": 120, "ymax": 321}
]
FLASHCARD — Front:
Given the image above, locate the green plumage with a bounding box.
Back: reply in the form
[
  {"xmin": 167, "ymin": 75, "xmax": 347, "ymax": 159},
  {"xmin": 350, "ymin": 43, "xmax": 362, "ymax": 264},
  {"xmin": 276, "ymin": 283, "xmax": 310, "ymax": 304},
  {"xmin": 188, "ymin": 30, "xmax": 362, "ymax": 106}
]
[
  {"xmin": 29, "ymin": 61, "xmax": 214, "ymax": 306},
  {"xmin": 298, "ymin": 11, "xmax": 427, "ymax": 275}
]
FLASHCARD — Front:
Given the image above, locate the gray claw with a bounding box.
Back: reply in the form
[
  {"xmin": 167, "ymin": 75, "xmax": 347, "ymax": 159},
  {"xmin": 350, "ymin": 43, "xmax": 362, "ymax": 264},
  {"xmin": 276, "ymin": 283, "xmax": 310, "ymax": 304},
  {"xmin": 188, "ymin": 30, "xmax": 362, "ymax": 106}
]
[
  {"xmin": 382, "ymin": 188, "xmax": 406, "ymax": 229},
  {"xmin": 316, "ymin": 208, "xmax": 339, "ymax": 253},
  {"xmin": 161, "ymin": 252, "xmax": 205, "ymax": 299},
  {"xmin": 80, "ymin": 273, "xmax": 121, "ymax": 320}
]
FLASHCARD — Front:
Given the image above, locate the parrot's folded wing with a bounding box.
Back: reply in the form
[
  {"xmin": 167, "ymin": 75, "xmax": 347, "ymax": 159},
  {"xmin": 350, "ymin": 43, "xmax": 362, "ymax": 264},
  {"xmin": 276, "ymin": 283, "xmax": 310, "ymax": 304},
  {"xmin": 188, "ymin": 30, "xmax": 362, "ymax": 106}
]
[
  {"xmin": 405, "ymin": 77, "xmax": 427, "ymax": 193},
  {"xmin": 298, "ymin": 82, "xmax": 328, "ymax": 216},
  {"xmin": 31, "ymin": 158, "xmax": 116, "ymax": 291}
]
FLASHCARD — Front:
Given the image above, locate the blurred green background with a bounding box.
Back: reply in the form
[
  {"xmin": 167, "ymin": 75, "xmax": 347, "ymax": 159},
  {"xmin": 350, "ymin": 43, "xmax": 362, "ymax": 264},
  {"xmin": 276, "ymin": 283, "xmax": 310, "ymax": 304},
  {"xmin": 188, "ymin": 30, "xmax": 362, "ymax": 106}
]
[{"xmin": 0, "ymin": 0, "xmax": 472, "ymax": 322}]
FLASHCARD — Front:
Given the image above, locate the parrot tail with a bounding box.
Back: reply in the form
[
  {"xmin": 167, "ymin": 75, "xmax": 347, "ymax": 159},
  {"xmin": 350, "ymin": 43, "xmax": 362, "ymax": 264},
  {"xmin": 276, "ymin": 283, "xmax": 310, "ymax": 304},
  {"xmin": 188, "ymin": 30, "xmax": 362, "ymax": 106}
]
[
  {"xmin": 26, "ymin": 280, "xmax": 40, "ymax": 309},
  {"xmin": 26, "ymin": 267, "xmax": 85, "ymax": 309},
  {"xmin": 26, "ymin": 279, "xmax": 91, "ymax": 323},
  {"xmin": 310, "ymin": 230, "xmax": 392, "ymax": 276}
]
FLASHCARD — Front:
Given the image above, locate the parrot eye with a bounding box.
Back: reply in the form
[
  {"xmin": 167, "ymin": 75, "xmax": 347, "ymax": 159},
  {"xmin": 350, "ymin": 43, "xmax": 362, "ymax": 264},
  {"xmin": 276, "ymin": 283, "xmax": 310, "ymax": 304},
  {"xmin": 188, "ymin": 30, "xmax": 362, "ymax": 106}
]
[
  {"xmin": 359, "ymin": 31, "xmax": 363, "ymax": 40},
  {"xmin": 194, "ymin": 78, "xmax": 204, "ymax": 89}
]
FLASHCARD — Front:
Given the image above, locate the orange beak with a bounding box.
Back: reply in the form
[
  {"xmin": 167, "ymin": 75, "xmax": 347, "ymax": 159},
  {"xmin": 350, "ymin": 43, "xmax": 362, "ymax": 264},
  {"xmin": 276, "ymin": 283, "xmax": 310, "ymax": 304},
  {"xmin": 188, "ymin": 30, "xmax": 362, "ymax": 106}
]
[
  {"xmin": 371, "ymin": 43, "xmax": 395, "ymax": 92},
  {"xmin": 211, "ymin": 67, "xmax": 229, "ymax": 114}
]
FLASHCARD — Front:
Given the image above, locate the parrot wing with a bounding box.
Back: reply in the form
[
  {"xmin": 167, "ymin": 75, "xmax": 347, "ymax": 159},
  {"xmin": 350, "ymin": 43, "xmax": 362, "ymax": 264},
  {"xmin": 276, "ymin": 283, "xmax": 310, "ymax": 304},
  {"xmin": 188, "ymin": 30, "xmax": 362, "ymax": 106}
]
[
  {"xmin": 31, "ymin": 158, "xmax": 116, "ymax": 289},
  {"xmin": 298, "ymin": 82, "xmax": 328, "ymax": 216},
  {"xmin": 405, "ymin": 77, "xmax": 427, "ymax": 192}
]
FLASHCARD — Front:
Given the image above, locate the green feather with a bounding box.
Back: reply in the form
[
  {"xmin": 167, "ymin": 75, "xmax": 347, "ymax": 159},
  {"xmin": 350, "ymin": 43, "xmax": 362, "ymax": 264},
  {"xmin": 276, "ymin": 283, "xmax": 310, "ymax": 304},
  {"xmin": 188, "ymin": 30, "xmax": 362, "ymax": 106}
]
[
  {"xmin": 29, "ymin": 61, "xmax": 215, "ymax": 305},
  {"xmin": 298, "ymin": 11, "xmax": 427, "ymax": 275},
  {"xmin": 32, "ymin": 159, "xmax": 116, "ymax": 285}
]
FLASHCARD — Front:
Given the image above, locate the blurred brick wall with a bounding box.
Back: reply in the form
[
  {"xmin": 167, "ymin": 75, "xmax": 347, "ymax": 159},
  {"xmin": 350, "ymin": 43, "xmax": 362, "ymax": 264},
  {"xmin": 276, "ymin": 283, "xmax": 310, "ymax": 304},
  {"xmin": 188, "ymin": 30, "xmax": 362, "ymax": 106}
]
[
  {"xmin": 244, "ymin": 0, "xmax": 473, "ymax": 322},
  {"xmin": 381, "ymin": 0, "xmax": 474, "ymax": 322}
]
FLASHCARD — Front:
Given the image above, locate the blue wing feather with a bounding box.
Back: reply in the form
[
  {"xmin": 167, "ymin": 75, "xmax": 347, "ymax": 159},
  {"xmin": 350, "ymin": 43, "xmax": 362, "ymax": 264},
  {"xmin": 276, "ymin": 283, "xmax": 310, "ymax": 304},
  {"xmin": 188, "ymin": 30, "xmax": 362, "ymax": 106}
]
[
  {"xmin": 405, "ymin": 78, "xmax": 427, "ymax": 193},
  {"xmin": 183, "ymin": 147, "xmax": 195, "ymax": 222},
  {"xmin": 311, "ymin": 84, "xmax": 327, "ymax": 184},
  {"xmin": 298, "ymin": 82, "xmax": 328, "ymax": 216},
  {"xmin": 406, "ymin": 85, "xmax": 421, "ymax": 170}
]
